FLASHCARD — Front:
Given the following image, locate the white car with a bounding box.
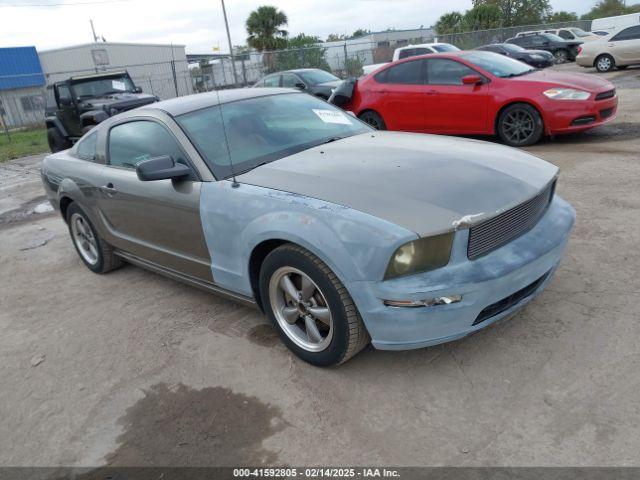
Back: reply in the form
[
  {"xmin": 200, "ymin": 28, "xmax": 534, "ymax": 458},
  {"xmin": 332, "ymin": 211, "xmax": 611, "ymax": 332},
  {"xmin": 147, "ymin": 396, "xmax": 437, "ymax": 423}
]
[
  {"xmin": 362, "ymin": 43, "xmax": 459, "ymax": 75},
  {"xmin": 576, "ymin": 25, "xmax": 640, "ymax": 72},
  {"xmin": 544, "ymin": 27, "xmax": 600, "ymax": 43}
]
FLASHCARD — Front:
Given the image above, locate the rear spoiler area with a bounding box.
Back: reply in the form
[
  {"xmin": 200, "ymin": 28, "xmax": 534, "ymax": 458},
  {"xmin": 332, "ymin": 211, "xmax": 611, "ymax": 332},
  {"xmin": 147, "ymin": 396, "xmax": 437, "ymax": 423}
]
[{"xmin": 328, "ymin": 77, "xmax": 357, "ymax": 108}]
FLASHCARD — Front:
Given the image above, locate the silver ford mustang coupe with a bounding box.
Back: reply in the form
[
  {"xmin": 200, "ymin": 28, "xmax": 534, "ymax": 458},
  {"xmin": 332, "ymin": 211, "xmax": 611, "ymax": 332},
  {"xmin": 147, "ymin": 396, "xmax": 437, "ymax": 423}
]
[{"xmin": 40, "ymin": 88, "xmax": 575, "ymax": 366}]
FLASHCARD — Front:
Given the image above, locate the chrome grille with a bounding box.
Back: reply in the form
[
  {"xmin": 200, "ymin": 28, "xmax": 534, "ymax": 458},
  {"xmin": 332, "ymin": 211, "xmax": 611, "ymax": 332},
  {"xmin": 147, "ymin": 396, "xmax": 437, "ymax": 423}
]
[{"xmin": 467, "ymin": 181, "xmax": 555, "ymax": 260}]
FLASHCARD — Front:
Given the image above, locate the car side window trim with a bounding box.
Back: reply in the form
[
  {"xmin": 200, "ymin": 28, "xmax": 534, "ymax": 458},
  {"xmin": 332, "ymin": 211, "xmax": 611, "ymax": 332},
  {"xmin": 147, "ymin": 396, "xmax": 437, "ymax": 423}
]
[{"xmin": 105, "ymin": 118, "xmax": 201, "ymax": 181}]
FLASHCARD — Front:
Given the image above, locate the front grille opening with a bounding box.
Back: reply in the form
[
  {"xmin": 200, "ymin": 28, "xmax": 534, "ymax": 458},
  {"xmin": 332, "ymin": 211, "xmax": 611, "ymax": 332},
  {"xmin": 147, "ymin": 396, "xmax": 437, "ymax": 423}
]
[
  {"xmin": 467, "ymin": 181, "xmax": 555, "ymax": 260},
  {"xmin": 572, "ymin": 116, "xmax": 596, "ymax": 126},
  {"xmin": 472, "ymin": 271, "xmax": 550, "ymax": 326},
  {"xmin": 595, "ymin": 89, "xmax": 615, "ymax": 101},
  {"xmin": 600, "ymin": 108, "xmax": 614, "ymax": 119}
]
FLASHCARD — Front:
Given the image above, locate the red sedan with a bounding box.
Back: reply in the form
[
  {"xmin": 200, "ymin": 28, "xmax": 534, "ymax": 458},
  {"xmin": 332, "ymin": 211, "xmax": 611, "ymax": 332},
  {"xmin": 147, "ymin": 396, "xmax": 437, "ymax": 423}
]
[{"xmin": 339, "ymin": 51, "xmax": 618, "ymax": 146}]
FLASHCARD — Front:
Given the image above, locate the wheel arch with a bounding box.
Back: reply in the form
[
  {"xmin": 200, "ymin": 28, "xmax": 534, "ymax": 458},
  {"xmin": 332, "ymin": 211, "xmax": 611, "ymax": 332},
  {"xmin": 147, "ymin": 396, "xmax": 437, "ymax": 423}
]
[
  {"xmin": 248, "ymin": 238, "xmax": 289, "ymax": 312},
  {"xmin": 59, "ymin": 196, "xmax": 74, "ymax": 222},
  {"xmin": 493, "ymin": 100, "xmax": 547, "ymax": 135}
]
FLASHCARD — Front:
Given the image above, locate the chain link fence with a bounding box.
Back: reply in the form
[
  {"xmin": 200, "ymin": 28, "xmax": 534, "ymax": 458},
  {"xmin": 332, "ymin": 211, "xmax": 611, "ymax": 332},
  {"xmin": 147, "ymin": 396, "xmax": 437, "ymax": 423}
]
[{"xmin": 1, "ymin": 20, "xmax": 593, "ymax": 131}]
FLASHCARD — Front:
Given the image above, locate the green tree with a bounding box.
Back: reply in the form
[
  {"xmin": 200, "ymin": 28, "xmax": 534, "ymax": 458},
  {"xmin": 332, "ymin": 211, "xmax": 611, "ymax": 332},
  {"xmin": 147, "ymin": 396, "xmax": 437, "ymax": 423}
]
[
  {"xmin": 435, "ymin": 11, "xmax": 464, "ymax": 34},
  {"xmin": 245, "ymin": 5, "xmax": 288, "ymax": 51},
  {"xmin": 581, "ymin": 0, "xmax": 640, "ymax": 20},
  {"xmin": 274, "ymin": 33, "xmax": 330, "ymax": 73},
  {"xmin": 326, "ymin": 33, "xmax": 345, "ymax": 42},
  {"xmin": 351, "ymin": 28, "xmax": 371, "ymax": 38},
  {"xmin": 462, "ymin": 4, "xmax": 502, "ymax": 30},
  {"xmin": 547, "ymin": 10, "xmax": 578, "ymax": 22},
  {"xmin": 472, "ymin": 0, "xmax": 551, "ymax": 27}
]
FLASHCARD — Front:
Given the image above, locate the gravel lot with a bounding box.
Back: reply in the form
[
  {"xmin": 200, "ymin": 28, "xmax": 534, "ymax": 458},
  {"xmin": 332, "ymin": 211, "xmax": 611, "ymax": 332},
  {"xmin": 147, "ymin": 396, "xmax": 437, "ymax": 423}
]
[{"xmin": 1, "ymin": 64, "xmax": 639, "ymax": 468}]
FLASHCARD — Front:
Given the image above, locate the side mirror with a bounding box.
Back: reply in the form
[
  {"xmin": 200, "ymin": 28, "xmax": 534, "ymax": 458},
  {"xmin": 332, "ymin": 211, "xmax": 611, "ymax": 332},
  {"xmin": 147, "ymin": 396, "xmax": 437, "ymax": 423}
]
[
  {"xmin": 136, "ymin": 155, "xmax": 191, "ymax": 181},
  {"xmin": 133, "ymin": 86, "xmax": 142, "ymax": 93},
  {"xmin": 462, "ymin": 75, "xmax": 483, "ymax": 86},
  {"xmin": 59, "ymin": 97, "xmax": 73, "ymax": 107},
  {"xmin": 294, "ymin": 82, "xmax": 306, "ymax": 90}
]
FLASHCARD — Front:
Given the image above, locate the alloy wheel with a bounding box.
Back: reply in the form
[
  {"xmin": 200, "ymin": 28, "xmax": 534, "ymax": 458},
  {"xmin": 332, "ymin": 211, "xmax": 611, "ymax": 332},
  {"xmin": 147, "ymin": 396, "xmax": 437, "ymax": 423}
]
[
  {"xmin": 362, "ymin": 115, "xmax": 382, "ymax": 129},
  {"xmin": 268, "ymin": 266, "xmax": 333, "ymax": 352},
  {"xmin": 501, "ymin": 109, "xmax": 535, "ymax": 145},
  {"xmin": 70, "ymin": 213, "xmax": 99, "ymax": 265},
  {"xmin": 554, "ymin": 50, "xmax": 568, "ymax": 64}
]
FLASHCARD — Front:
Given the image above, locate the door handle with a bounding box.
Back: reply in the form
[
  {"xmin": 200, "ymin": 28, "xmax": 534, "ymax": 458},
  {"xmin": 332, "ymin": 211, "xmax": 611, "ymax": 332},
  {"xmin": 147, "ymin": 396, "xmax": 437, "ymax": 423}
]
[
  {"xmin": 373, "ymin": 89, "xmax": 389, "ymax": 93},
  {"xmin": 100, "ymin": 183, "xmax": 117, "ymax": 195},
  {"xmin": 426, "ymin": 90, "xmax": 439, "ymax": 95}
]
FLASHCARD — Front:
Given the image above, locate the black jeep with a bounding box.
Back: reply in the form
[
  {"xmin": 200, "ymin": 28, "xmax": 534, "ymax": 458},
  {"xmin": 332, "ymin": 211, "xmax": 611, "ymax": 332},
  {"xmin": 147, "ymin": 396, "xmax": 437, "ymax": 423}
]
[{"xmin": 45, "ymin": 71, "xmax": 158, "ymax": 152}]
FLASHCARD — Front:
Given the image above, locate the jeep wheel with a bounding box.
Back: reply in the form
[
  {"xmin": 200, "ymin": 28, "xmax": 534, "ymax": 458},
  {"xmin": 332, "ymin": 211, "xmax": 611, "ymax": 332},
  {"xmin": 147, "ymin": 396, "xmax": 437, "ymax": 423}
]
[
  {"xmin": 553, "ymin": 49, "xmax": 569, "ymax": 64},
  {"xmin": 47, "ymin": 127, "xmax": 71, "ymax": 153}
]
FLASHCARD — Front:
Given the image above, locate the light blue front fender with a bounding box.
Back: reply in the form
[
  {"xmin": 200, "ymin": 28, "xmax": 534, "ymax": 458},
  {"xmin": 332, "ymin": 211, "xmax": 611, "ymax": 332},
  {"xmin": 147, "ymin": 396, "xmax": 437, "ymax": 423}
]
[{"xmin": 199, "ymin": 180, "xmax": 416, "ymax": 299}]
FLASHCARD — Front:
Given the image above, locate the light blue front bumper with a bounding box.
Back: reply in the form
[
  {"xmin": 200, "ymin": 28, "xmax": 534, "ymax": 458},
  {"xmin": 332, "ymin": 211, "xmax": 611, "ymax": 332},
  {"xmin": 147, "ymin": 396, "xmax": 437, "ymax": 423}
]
[{"xmin": 348, "ymin": 196, "xmax": 576, "ymax": 350}]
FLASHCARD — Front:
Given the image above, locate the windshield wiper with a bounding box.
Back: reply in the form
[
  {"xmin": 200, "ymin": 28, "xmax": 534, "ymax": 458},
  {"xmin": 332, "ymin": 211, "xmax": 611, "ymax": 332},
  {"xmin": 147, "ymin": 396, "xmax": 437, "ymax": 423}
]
[{"xmin": 318, "ymin": 135, "xmax": 348, "ymax": 145}]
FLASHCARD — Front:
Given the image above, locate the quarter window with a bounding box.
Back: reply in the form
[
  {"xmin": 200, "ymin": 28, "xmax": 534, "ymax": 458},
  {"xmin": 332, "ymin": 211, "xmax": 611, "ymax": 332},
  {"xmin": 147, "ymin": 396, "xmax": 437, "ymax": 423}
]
[
  {"xmin": 558, "ymin": 30, "xmax": 574, "ymax": 40},
  {"xmin": 76, "ymin": 131, "xmax": 97, "ymax": 161},
  {"xmin": 378, "ymin": 60, "xmax": 424, "ymax": 84},
  {"xmin": 108, "ymin": 121, "xmax": 185, "ymax": 169},
  {"xmin": 426, "ymin": 59, "xmax": 476, "ymax": 85}
]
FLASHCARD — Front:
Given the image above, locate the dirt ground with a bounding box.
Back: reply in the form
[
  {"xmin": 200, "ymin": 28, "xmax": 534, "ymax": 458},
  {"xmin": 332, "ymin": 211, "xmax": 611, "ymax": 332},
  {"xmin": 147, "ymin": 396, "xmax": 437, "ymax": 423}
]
[{"xmin": 1, "ymin": 64, "xmax": 639, "ymax": 468}]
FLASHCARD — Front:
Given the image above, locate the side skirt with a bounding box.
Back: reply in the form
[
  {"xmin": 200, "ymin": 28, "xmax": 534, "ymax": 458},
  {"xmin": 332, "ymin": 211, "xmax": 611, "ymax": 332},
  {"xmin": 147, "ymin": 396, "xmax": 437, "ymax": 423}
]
[{"xmin": 114, "ymin": 250, "xmax": 258, "ymax": 309}]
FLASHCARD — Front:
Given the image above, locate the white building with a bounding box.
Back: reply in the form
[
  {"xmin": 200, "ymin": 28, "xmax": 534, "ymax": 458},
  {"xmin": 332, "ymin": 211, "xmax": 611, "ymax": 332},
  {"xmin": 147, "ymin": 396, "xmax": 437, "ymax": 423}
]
[{"xmin": 38, "ymin": 42, "xmax": 193, "ymax": 100}]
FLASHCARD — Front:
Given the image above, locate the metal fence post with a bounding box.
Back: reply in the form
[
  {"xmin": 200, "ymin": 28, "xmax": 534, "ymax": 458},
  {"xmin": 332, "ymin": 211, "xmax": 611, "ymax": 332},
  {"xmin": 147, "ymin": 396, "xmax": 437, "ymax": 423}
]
[{"xmin": 170, "ymin": 60, "xmax": 179, "ymax": 97}]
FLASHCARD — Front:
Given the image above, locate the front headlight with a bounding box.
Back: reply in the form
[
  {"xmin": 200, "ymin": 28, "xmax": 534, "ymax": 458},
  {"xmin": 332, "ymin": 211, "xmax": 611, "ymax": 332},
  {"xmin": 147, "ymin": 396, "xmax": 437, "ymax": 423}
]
[
  {"xmin": 543, "ymin": 88, "xmax": 591, "ymax": 100},
  {"xmin": 384, "ymin": 232, "xmax": 454, "ymax": 280}
]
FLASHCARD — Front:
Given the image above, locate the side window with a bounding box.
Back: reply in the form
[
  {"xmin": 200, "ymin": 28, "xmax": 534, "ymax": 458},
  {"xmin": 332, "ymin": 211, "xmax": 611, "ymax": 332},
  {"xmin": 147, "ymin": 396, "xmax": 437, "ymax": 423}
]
[
  {"xmin": 381, "ymin": 60, "xmax": 424, "ymax": 84},
  {"xmin": 57, "ymin": 84, "xmax": 71, "ymax": 104},
  {"xmin": 426, "ymin": 59, "xmax": 476, "ymax": 86},
  {"xmin": 263, "ymin": 75, "xmax": 280, "ymax": 87},
  {"xmin": 612, "ymin": 26, "xmax": 640, "ymax": 41},
  {"xmin": 76, "ymin": 131, "xmax": 97, "ymax": 161},
  {"xmin": 398, "ymin": 48, "xmax": 414, "ymax": 59},
  {"xmin": 281, "ymin": 73, "xmax": 300, "ymax": 88},
  {"xmin": 558, "ymin": 30, "xmax": 574, "ymax": 40},
  {"xmin": 108, "ymin": 121, "xmax": 185, "ymax": 169},
  {"xmin": 531, "ymin": 36, "xmax": 545, "ymax": 46}
]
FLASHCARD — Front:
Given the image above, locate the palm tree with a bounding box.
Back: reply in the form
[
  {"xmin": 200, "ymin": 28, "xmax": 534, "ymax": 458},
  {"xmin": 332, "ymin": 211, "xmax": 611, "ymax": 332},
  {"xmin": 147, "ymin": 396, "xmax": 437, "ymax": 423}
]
[{"xmin": 245, "ymin": 6, "xmax": 288, "ymax": 51}]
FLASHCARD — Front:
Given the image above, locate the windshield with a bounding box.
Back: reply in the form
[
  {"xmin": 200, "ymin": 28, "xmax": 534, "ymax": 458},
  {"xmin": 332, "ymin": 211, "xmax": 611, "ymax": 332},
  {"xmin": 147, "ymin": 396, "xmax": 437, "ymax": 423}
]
[
  {"xmin": 461, "ymin": 51, "xmax": 535, "ymax": 78},
  {"xmin": 176, "ymin": 93, "xmax": 370, "ymax": 179},
  {"xmin": 297, "ymin": 69, "xmax": 340, "ymax": 85},
  {"xmin": 501, "ymin": 43, "xmax": 526, "ymax": 53},
  {"xmin": 71, "ymin": 75, "xmax": 136, "ymax": 98},
  {"xmin": 432, "ymin": 44, "xmax": 460, "ymax": 52},
  {"xmin": 569, "ymin": 28, "xmax": 591, "ymax": 37}
]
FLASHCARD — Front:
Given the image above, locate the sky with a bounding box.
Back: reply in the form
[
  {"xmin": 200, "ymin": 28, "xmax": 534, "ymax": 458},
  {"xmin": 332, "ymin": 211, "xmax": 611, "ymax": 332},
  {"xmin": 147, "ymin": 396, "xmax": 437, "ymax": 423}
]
[{"xmin": 0, "ymin": 0, "xmax": 597, "ymax": 54}]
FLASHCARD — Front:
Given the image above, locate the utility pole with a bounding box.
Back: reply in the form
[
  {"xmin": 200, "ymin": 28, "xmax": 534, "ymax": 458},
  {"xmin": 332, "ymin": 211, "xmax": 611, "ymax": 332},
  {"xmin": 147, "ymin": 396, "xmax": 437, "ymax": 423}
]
[
  {"xmin": 90, "ymin": 19, "xmax": 98, "ymax": 42},
  {"xmin": 220, "ymin": 0, "xmax": 238, "ymax": 86}
]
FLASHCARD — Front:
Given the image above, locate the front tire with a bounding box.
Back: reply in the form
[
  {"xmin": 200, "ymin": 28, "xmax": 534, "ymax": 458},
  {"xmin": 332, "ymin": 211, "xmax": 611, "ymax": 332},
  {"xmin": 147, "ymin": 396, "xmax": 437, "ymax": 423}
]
[
  {"xmin": 259, "ymin": 244, "xmax": 369, "ymax": 366},
  {"xmin": 47, "ymin": 127, "xmax": 71, "ymax": 153},
  {"xmin": 595, "ymin": 54, "xmax": 615, "ymax": 73},
  {"xmin": 358, "ymin": 110, "xmax": 386, "ymax": 130},
  {"xmin": 66, "ymin": 203, "xmax": 123, "ymax": 274},
  {"xmin": 497, "ymin": 103, "xmax": 544, "ymax": 147}
]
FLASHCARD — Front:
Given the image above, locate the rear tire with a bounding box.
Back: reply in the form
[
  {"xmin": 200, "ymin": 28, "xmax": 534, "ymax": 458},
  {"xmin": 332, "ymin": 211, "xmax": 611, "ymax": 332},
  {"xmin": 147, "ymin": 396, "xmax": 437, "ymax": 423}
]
[
  {"xmin": 553, "ymin": 49, "xmax": 569, "ymax": 64},
  {"xmin": 259, "ymin": 244, "xmax": 369, "ymax": 366},
  {"xmin": 595, "ymin": 54, "xmax": 615, "ymax": 73},
  {"xmin": 47, "ymin": 127, "xmax": 71, "ymax": 153},
  {"xmin": 66, "ymin": 203, "xmax": 124, "ymax": 274},
  {"xmin": 358, "ymin": 110, "xmax": 386, "ymax": 130},
  {"xmin": 497, "ymin": 103, "xmax": 544, "ymax": 147}
]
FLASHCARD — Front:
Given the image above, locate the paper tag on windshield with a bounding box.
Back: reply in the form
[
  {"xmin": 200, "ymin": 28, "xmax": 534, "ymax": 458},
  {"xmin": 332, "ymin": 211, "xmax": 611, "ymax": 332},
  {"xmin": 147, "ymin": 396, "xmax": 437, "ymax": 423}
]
[
  {"xmin": 112, "ymin": 80, "xmax": 126, "ymax": 91},
  {"xmin": 312, "ymin": 109, "xmax": 352, "ymax": 125}
]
